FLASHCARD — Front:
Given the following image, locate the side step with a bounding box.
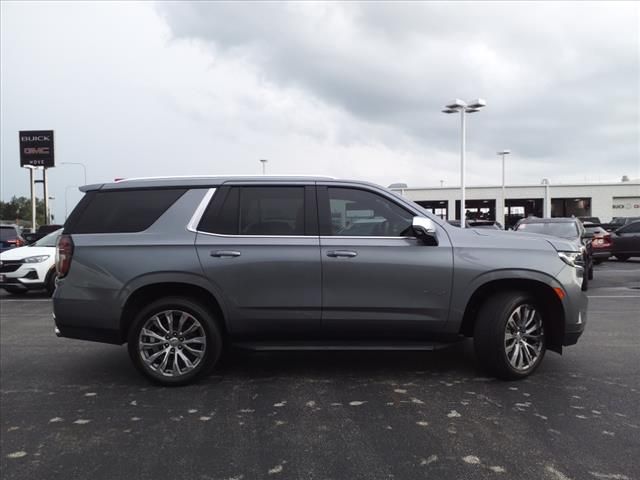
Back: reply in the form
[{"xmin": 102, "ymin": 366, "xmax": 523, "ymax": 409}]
[{"xmin": 232, "ymin": 340, "xmax": 459, "ymax": 352}]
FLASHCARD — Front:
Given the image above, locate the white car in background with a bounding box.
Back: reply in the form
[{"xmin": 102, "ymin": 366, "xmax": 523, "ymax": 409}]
[{"xmin": 0, "ymin": 228, "xmax": 62, "ymax": 296}]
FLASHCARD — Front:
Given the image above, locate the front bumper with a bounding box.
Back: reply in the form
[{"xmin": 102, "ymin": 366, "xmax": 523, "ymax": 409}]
[
  {"xmin": 556, "ymin": 264, "xmax": 588, "ymax": 346},
  {"xmin": 0, "ymin": 270, "xmax": 46, "ymax": 290}
]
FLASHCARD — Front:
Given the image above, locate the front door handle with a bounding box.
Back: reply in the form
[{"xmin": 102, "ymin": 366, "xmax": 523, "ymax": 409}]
[
  {"xmin": 210, "ymin": 250, "xmax": 241, "ymax": 258},
  {"xmin": 326, "ymin": 250, "xmax": 358, "ymax": 258}
]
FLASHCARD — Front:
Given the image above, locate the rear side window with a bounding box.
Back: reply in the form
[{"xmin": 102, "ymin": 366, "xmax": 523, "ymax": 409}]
[
  {"xmin": 0, "ymin": 227, "xmax": 17, "ymax": 240},
  {"xmin": 0, "ymin": 226, "xmax": 19, "ymax": 240},
  {"xmin": 620, "ymin": 222, "xmax": 640, "ymax": 234},
  {"xmin": 199, "ymin": 186, "xmax": 306, "ymax": 235},
  {"xmin": 67, "ymin": 189, "xmax": 186, "ymax": 234}
]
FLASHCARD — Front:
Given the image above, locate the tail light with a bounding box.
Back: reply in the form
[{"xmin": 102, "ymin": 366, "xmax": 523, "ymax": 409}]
[
  {"xmin": 6, "ymin": 238, "xmax": 24, "ymax": 247},
  {"xmin": 56, "ymin": 234, "xmax": 74, "ymax": 278},
  {"xmin": 593, "ymin": 234, "xmax": 612, "ymax": 248}
]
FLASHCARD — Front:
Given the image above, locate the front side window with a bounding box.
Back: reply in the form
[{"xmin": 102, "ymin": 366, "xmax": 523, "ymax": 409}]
[
  {"xmin": 199, "ymin": 186, "xmax": 306, "ymax": 236},
  {"xmin": 327, "ymin": 188, "xmax": 413, "ymax": 237}
]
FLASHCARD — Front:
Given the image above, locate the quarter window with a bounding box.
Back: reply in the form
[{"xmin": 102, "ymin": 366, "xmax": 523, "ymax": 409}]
[
  {"xmin": 327, "ymin": 188, "xmax": 413, "ymax": 237},
  {"xmin": 67, "ymin": 189, "xmax": 186, "ymax": 234}
]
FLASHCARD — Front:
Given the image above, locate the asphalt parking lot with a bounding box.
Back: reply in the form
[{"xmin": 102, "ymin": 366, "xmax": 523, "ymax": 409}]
[{"xmin": 1, "ymin": 261, "xmax": 639, "ymax": 480}]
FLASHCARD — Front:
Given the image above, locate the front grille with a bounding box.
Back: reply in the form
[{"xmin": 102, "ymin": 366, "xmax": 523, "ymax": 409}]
[{"xmin": 0, "ymin": 261, "xmax": 23, "ymax": 273}]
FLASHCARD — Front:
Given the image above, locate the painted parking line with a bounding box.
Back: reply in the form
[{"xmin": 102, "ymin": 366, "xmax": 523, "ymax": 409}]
[
  {"xmin": 587, "ymin": 295, "xmax": 640, "ymax": 298},
  {"xmin": 0, "ymin": 299, "xmax": 52, "ymax": 303}
]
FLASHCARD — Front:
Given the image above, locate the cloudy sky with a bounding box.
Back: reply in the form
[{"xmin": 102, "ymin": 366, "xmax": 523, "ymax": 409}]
[{"xmin": 1, "ymin": 1, "xmax": 638, "ymax": 221}]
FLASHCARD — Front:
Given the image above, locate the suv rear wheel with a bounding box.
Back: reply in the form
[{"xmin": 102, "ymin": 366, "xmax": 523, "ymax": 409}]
[
  {"xmin": 127, "ymin": 297, "xmax": 223, "ymax": 386},
  {"xmin": 474, "ymin": 291, "xmax": 546, "ymax": 380}
]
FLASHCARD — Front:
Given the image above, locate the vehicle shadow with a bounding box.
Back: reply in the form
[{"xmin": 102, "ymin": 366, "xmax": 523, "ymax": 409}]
[
  {"xmin": 51, "ymin": 339, "xmax": 484, "ymax": 388},
  {"xmin": 213, "ymin": 340, "xmax": 482, "ymax": 381}
]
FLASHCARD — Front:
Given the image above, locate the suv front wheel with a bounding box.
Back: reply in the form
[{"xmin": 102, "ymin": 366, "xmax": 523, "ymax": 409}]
[
  {"xmin": 127, "ymin": 297, "xmax": 223, "ymax": 386},
  {"xmin": 474, "ymin": 291, "xmax": 547, "ymax": 380}
]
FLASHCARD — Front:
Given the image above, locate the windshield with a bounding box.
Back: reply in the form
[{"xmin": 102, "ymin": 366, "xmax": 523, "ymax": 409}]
[
  {"xmin": 517, "ymin": 222, "xmax": 578, "ymax": 238},
  {"xmin": 33, "ymin": 228, "xmax": 63, "ymax": 247}
]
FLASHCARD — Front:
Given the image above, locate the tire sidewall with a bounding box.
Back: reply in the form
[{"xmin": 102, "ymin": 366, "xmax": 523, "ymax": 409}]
[
  {"xmin": 498, "ymin": 295, "xmax": 547, "ymax": 378},
  {"xmin": 45, "ymin": 269, "xmax": 57, "ymax": 297},
  {"xmin": 127, "ymin": 297, "xmax": 222, "ymax": 386}
]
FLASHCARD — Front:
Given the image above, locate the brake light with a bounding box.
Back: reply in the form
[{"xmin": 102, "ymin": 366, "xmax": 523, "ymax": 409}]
[
  {"xmin": 56, "ymin": 234, "xmax": 74, "ymax": 278},
  {"xmin": 592, "ymin": 234, "xmax": 612, "ymax": 248}
]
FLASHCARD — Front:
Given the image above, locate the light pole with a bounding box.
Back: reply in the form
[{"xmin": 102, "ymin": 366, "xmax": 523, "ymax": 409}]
[
  {"xmin": 497, "ymin": 150, "xmax": 511, "ymax": 228},
  {"xmin": 47, "ymin": 196, "xmax": 55, "ymax": 223},
  {"xmin": 541, "ymin": 178, "xmax": 550, "ymax": 218},
  {"xmin": 442, "ymin": 98, "xmax": 487, "ymax": 228},
  {"xmin": 65, "ymin": 186, "xmax": 79, "ymax": 220},
  {"xmin": 61, "ymin": 162, "xmax": 87, "ymax": 185},
  {"xmin": 259, "ymin": 159, "xmax": 268, "ymax": 175}
]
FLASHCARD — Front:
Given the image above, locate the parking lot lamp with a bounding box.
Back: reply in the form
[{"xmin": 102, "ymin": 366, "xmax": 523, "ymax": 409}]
[
  {"xmin": 442, "ymin": 99, "xmax": 487, "ymax": 228},
  {"xmin": 61, "ymin": 162, "xmax": 87, "ymax": 185},
  {"xmin": 498, "ymin": 150, "xmax": 511, "ymax": 228},
  {"xmin": 260, "ymin": 159, "xmax": 268, "ymax": 175},
  {"xmin": 65, "ymin": 185, "xmax": 79, "ymax": 220}
]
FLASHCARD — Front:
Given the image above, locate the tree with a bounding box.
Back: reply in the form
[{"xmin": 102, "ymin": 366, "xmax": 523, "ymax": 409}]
[{"xmin": 0, "ymin": 196, "xmax": 47, "ymax": 227}]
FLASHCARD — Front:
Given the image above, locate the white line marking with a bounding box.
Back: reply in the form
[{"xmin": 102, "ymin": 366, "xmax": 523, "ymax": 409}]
[
  {"xmin": 588, "ymin": 295, "xmax": 640, "ymax": 298},
  {"xmin": 0, "ymin": 299, "xmax": 51, "ymax": 302}
]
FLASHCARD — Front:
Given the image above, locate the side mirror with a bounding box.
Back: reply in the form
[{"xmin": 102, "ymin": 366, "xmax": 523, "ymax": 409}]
[{"xmin": 412, "ymin": 216, "xmax": 437, "ymax": 244}]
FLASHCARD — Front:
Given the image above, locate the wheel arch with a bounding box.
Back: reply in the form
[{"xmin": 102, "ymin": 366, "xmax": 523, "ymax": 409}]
[
  {"xmin": 119, "ymin": 278, "xmax": 229, "ymax": 343},
  {"xmin": 458, "ymin": 277, "xmax": 565, "ymax": 353}
]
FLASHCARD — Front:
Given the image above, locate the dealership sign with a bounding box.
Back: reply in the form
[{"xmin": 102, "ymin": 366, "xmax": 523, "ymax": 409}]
[{"xmin": 19, "ymin": 130, "xmax": 54, "ymax": 167}]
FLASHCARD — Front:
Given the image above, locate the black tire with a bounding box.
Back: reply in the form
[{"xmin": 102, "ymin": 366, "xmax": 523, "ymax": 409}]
[
  {"xmin": 3, "ymin": 287, "xmax": 27, "ymax": 295},
  {"xmin": 127, "ymin": 296, "xmax": 223, "ymax": 386},
  {"xmin": 615, "ymin": 255, "xmax": 630, "ymax": 261},
  {"xmin": 474, "ymin": 291, "xmax": 547, "ymax": 380},
  {"xmin": 45, "ymin": 269, "xmax": 58, "ymax": 297}
]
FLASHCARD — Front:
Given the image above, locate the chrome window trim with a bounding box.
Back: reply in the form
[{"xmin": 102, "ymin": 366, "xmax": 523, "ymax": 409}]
[
  {"xmin": 195, "ymin": 231, "xmax": 315, "ymax": 239},
  {"xmin": 194, "ymin": 231, "xmax": 416, "ymax": 240},
  {"xmin": 321, "ymin": 235, "xmax": 417, "ymax": 240},
  {"xmin": 187, "ymin": 188, "xmax": 216, "ymax": 233}
]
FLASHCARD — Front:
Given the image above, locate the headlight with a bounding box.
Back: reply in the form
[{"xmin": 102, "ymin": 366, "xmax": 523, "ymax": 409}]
[
  {"xmin": 23, "ymin": 255, "xmax": 50, "ymax": 263},
  {"xmin": 558, "ymin": 251, "xmax": 582, "ymax": 267}
]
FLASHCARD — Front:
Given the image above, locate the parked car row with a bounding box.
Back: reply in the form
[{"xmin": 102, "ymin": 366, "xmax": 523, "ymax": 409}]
[{"xmin": 0, "ymin": 228, "xmax": 62, "ymax": 296}]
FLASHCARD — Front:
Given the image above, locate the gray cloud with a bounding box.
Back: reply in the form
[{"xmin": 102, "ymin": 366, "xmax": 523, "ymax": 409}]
[
  {"xmin": 1, "ymin": 2, "xmax": 638, "ymax": 223},
  {"xmin": 158, "ymin": 1, "xmax": 639, "ymax": 174}
]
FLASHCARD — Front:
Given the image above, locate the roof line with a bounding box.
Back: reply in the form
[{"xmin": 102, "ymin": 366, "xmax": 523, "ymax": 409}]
[{"xmin": 114, "ymin": 174, "xmax": 336, "ymax": 182}]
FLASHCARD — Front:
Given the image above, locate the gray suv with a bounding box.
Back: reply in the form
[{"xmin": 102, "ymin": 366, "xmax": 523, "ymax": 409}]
[{"xmin": 53, "ymin": 176, "xmax": 587, "ymax": 385}]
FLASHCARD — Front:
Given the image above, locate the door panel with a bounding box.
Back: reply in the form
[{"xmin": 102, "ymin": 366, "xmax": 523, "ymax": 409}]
[
  {"xmin": 196, "ymin": 236, "xmax": 321, "ymax": 337},
  {"xmin": 320, "ymin": 236, "xmax": 453, "ymax": 338},
  {"xmin": 318, "ymin": 185, "xmax": 454, "ymax": 339},
  {"xmin": 195, "ymin": 185, "xmax": 321, "ymax": 338}
]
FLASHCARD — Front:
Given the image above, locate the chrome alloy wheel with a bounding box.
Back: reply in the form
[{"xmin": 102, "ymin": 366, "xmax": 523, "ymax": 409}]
[
  {"xmin": 504, "ymin": 304, "xmax": 544, "ymax": 371},
  {"xmin": 138, "ymin": 310, "xmax": 207, "ymax": 377}
]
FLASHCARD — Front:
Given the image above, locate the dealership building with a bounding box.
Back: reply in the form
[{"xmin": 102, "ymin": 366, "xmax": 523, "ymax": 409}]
[{"xmin": 392, "ymin": 180, "xmax": 640, "ymax": 228}]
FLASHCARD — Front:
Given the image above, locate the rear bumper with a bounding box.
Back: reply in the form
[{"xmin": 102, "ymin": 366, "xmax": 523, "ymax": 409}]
[
  {"xmin": 592, "ymin": 250, "xmax": 611, "ymax": 260},
  {"xmin": 52, "ymin": 280, "xmax": 124, "ymax": 344}
]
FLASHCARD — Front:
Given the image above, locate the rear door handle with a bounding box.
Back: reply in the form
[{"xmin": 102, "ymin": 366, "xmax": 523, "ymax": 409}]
[
  {"xmin": 210, "ymin": 250, "xmax": 241, "ymax": 258},
  {"xmin": 326, "ymin": 250, "xmax": 358, "ymax": 258}
]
